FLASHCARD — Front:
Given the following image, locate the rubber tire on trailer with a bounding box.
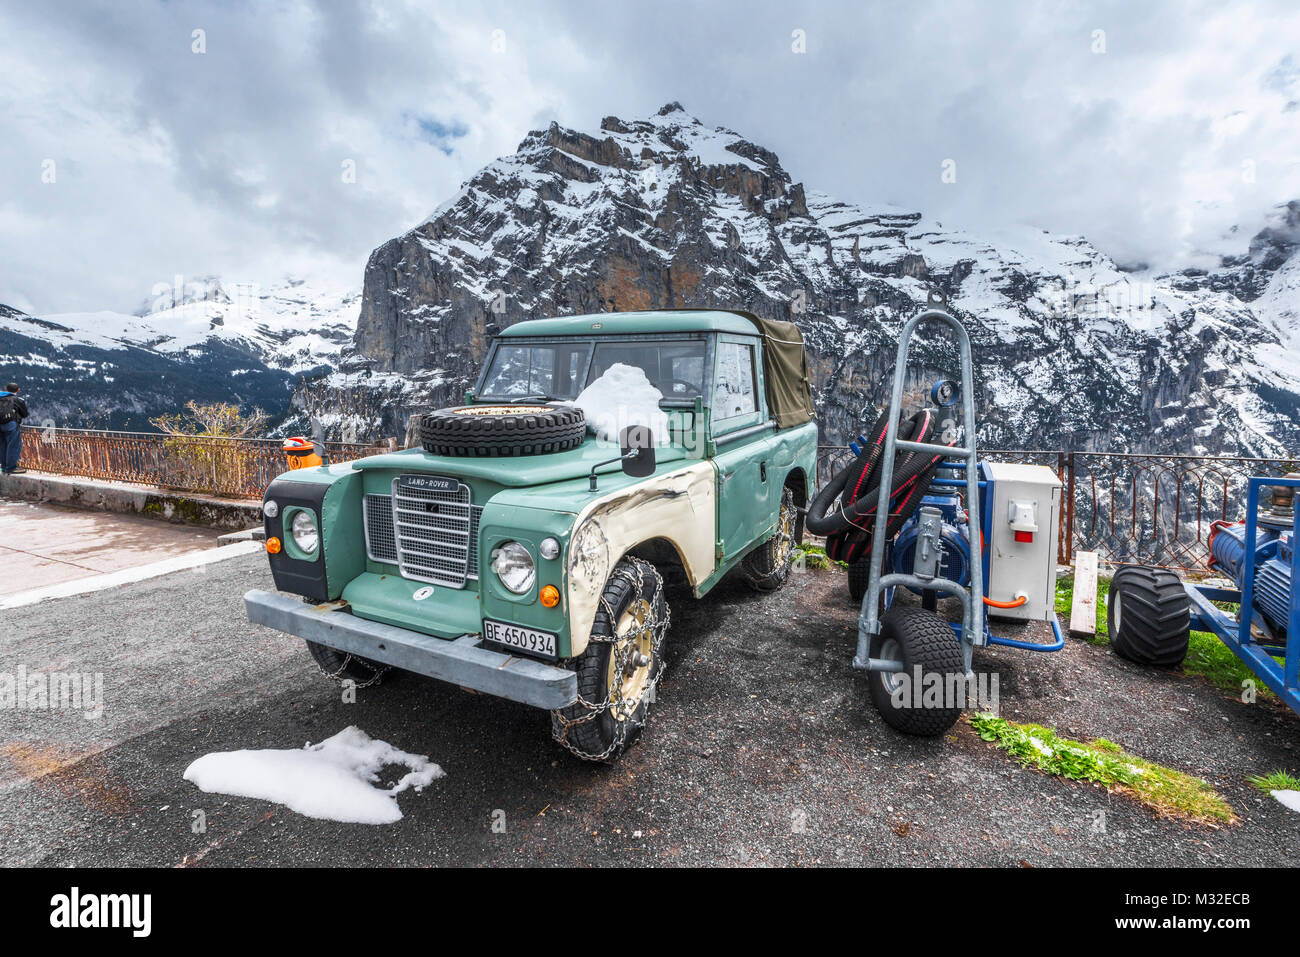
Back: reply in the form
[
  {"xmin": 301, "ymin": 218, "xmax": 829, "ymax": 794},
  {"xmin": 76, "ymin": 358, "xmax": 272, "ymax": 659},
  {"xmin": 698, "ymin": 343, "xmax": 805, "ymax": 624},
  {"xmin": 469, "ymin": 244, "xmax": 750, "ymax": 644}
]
[
  {"xmin": 550, "ymin": 559, "xmax": 667, "ymax": 763},
  {"xmin": 866, "ymin": 605, "xmax": 965, "ymax": 736},
  {"xmin": 1107, "ymin": 565, "xmax": 1191, "ymax": 667},
  {"xmin": 419, "ymin": 404, "xmax": 586, "ymax": 457},
  {"xmin": 847, "ymin": 560, "xmax": 870, "ymax": 604},
  {"xmin": 742, "ymin": 486, "xmax": 803, "ymax": 591},
  {"xmin": 305, "ymin": 640, "xmax": 390, "ymax": 686}
]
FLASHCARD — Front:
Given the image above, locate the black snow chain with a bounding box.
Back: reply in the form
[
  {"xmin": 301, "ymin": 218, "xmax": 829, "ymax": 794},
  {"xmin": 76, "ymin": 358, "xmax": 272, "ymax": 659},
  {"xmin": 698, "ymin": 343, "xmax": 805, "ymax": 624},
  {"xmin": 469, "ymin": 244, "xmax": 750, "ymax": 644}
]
[
  {"xmin": 316, "ymin": 653, "xmax": 389, "ymax": 689},
  {"xmin": 550, "ymin": 557, "xmax": 669, "ymax": 762}
]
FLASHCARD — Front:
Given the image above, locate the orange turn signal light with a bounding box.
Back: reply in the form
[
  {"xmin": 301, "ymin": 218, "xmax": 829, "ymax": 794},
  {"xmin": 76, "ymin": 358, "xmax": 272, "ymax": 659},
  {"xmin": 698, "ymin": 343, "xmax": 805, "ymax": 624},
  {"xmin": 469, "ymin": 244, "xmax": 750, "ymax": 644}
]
[
  {"xmin": 266, "ymin": 536, "xmax": 282, "ymax": 554},
  {"xmin": 540, "ymin": 585, "xmax": 560, "ymax": 608}
]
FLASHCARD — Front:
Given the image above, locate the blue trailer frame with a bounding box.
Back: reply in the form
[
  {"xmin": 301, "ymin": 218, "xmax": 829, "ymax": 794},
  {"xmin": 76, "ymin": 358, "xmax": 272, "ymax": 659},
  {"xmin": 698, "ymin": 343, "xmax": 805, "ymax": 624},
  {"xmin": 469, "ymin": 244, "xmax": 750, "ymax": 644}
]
[{"xmin": 1184, "ymin": 476, "xmax": 1300, "ymax": 715}]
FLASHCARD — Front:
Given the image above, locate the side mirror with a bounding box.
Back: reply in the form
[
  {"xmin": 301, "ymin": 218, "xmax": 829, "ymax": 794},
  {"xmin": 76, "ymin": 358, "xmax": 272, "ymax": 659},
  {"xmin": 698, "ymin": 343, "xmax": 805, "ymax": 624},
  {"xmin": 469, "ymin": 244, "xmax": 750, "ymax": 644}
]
[
  {"xmin": 620, "ymin": 425, "xmax": 656, "ymax": 478},
  {"xmin": 590, "ymin": 425, "xmax": 656, "ymax": 491}
]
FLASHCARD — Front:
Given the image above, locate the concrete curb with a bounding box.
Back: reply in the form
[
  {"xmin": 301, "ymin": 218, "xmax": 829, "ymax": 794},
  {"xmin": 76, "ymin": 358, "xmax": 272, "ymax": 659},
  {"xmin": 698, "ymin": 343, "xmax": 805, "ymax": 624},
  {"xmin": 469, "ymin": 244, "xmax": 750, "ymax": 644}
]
[{"xmin": 0, "ymin": 471, "xmax": 262, "ymax": 529}]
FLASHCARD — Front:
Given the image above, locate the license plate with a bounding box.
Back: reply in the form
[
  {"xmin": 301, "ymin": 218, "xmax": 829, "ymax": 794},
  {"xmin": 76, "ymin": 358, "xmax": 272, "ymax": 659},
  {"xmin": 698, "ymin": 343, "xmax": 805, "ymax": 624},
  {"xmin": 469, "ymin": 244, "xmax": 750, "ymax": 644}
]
[{"xmin": 483, "ymin": 619, "xmax": 558, "ymax": 659}]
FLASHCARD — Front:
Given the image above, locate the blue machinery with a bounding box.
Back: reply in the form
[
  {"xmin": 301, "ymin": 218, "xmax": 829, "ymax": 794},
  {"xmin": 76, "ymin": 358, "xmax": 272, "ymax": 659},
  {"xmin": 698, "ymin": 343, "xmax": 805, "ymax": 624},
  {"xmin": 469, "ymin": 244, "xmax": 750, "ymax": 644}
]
[
  {"xmin": 1187, "ymin": 476, "xmax": 1300, "ymax": 715},
  {"xmin": 854, "ymin": 305, "xmax": 1065, "ymax": 681}
]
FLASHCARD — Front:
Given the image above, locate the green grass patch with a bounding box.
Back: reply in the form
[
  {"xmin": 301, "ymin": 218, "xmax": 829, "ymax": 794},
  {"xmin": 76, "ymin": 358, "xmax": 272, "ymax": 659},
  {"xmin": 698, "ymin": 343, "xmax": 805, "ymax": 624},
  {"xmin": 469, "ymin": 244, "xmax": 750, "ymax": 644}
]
[
  {"xmin": 1247, "ymin": 769, "xmax": 1300, "ymax": 793},
  {"xmin": 969, "ymin": 713, "xmax": 1236, "ymax": 825},
  {"xmin": 1055, "ymin": 573, "xmax": 1273, "ymax": 699},
  {"xmin": 796, "ymin": 543, "xmax": 841, "ymax": 570}
]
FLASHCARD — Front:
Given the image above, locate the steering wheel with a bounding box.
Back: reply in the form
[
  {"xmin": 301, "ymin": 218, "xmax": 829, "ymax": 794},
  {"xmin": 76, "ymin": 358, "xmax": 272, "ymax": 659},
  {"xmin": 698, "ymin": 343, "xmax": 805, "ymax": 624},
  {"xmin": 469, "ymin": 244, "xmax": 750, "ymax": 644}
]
[{"xmin": 669, "ymin": 379, "xmax": 702, "ymax": 397}]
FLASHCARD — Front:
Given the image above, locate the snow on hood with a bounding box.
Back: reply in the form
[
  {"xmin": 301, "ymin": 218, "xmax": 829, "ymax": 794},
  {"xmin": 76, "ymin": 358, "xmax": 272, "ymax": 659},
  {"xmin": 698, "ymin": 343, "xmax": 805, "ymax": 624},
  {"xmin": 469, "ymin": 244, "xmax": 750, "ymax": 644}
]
[
  {"xmin": 182, "ymin": 726, "xmax": 444, "ymax": 824},
  {"xmin": 568, "ymin": 362, "xmax": 671, "ymax": 445}
]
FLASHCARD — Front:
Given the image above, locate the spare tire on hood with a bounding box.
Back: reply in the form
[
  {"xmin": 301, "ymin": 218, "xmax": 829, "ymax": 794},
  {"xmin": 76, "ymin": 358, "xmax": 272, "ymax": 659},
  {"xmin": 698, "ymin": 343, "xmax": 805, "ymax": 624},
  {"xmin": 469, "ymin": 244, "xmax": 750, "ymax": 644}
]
[{"xmin": 419, "ymin": 404, "xmax": 587, "ymax": 457}]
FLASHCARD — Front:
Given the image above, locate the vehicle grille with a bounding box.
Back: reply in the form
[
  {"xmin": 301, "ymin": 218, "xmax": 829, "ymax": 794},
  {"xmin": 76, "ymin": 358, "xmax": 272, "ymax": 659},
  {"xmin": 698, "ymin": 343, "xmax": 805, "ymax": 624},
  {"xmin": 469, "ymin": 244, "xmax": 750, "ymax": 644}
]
[
  {"xmin": 363, "ymin": 494, "xmax": 398, "ymax": 564},
  {"xmin": 363, "ymin": 477, "xmax": 481, "ymax": 588}
]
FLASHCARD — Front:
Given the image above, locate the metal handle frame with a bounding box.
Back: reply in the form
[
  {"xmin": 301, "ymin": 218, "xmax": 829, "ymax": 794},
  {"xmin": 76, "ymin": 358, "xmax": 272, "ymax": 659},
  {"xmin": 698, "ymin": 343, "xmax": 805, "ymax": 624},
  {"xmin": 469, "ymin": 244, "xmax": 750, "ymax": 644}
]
[{"xmin": 854, "ymin": 308, "xmax": 984, "ymax": 675}]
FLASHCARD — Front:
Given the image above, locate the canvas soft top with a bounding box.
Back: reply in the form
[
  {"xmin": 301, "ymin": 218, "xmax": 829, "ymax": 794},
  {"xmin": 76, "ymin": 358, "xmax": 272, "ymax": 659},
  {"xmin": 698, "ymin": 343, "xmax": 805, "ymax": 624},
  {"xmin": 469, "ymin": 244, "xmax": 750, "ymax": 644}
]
[{"xmin": 729, "ymin": 310, "xmax": 815, "ymax": 429}]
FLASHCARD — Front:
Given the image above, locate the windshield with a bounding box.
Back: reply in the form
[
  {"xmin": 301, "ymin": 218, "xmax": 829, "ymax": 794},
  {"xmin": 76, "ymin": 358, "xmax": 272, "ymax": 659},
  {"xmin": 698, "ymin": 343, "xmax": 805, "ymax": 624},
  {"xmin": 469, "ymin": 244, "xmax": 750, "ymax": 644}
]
[
  {"xmin": 480, "ymin": 342, "xmax": 593, "ymax": 399},
  {"xmin": 479, "ymin": 338, "xmax": 708, "ymax": 400}
]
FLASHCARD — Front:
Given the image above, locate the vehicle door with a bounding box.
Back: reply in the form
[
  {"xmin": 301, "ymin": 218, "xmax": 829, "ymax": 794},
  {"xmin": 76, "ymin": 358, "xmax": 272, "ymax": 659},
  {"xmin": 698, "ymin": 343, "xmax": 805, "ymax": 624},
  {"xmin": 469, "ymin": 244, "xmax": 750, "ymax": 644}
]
[{"xmin": 711, "ymin": 334, "xmax": 777, "ymax": 562}]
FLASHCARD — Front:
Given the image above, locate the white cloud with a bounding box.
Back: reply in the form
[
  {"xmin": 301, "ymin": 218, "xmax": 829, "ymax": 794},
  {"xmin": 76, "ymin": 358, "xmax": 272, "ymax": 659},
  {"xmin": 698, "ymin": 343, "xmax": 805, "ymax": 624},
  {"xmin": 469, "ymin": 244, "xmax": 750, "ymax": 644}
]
[{"xmin": 1, "ymin": 0, "xmax": 1297, "ymax": 313}]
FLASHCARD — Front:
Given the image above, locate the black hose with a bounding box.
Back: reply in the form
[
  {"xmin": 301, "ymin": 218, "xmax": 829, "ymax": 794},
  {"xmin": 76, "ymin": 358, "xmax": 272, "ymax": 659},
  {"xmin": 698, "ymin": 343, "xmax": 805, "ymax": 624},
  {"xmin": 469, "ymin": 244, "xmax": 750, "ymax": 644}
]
[{"xmin": 806, "ymin": 409, "xmax": 936, "ymax": 536}]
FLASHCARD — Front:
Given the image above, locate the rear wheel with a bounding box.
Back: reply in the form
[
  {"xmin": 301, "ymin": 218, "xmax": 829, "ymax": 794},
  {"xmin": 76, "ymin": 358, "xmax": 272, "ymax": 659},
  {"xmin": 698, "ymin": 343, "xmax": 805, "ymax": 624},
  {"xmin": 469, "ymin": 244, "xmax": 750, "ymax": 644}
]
[
  {"xmin": 1107, "ymin": 565, "xmax": 1190, "ymax": 667},
  {"xmin": 551, "ymin": 559, "xmax": 668, "ymax": 762},
  {"xmin": 866, "ymin": 606, "xmax": 965, "ymax": 736},
  {"xmin": 742, "ymin": 486, "xmax": 802, "ymax": 591}
]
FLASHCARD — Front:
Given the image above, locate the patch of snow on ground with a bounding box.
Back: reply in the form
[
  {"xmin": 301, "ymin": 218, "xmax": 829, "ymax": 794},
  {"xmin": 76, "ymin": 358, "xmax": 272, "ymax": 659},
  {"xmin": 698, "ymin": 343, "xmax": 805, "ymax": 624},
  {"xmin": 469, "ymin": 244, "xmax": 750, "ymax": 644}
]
[
  {"xmin": 570, "ymin": 362, "xmax": 670, "ymax": 445},
  {"xmin": 183, "ymin": 726, "xmax": 444, "ymax": 824},
  {"xmin": 1273, "ymin": 789, "xmax": 1300, "ymax": 813}
]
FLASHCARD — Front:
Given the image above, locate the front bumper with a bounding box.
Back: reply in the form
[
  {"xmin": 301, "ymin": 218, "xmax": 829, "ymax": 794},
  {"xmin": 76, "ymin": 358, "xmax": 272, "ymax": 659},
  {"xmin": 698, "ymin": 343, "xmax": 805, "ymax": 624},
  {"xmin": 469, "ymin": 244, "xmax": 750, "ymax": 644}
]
[{"xmin": 244, "ymin": 589, "xmax": 577, "ymax": 710}]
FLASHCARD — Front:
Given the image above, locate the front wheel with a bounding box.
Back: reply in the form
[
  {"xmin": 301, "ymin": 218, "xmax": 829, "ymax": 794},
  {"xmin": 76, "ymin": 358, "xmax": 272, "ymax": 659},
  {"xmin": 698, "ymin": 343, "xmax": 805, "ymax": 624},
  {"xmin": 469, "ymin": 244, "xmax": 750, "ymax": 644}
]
[
  {"xmin": 551, "ymin": 558, "xmax": 669, "ymax": 762},
  {"xmin": 866, "ymin": 606, "xmax": 965, "ymax": 736},
  {"xmin": 305, "ymin": 640, "xmax": 390, "ymax": 688},
  {"xmin": 741, "ymin": 485, "xmax": 803, "ymax": 591}
]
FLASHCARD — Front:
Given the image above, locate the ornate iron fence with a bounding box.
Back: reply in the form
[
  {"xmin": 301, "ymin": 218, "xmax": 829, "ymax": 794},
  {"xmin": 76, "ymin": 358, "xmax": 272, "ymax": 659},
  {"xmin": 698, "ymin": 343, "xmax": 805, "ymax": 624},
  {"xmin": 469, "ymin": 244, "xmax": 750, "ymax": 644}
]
[
  {"xmin": 18, "ymin": 428, "xmax": 389, "ymax": 500},
  {"xmin": 815, "ymin": 446, "xmax": 1300, "ymax": 571},
  {"xmin": 1065, "ymin": 451, "xmax": 1300, "ymax": 570}
]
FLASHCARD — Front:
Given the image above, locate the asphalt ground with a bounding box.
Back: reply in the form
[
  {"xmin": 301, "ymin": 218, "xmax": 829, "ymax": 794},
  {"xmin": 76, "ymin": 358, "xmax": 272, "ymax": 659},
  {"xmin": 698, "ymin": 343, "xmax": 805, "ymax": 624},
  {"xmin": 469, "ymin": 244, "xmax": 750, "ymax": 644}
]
[{"xmin": 1, "ymin": 551, "xmax": 1298, "ymax": 867}]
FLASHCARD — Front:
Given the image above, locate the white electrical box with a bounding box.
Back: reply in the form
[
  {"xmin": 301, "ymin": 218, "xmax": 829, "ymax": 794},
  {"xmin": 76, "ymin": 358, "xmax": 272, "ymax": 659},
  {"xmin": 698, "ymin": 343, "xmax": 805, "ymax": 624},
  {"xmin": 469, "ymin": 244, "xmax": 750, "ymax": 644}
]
[{"xmin": 984, "ymin": 462, "xmax": 1062, "ymax": 622}]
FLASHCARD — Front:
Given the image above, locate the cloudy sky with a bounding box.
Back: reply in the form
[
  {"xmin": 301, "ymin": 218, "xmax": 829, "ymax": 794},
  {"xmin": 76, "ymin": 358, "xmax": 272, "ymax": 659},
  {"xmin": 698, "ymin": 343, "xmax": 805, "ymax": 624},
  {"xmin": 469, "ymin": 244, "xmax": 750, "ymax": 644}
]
[{"xmin": 2, "ymin": 0, "xmax": 1298, "ymax": 314}]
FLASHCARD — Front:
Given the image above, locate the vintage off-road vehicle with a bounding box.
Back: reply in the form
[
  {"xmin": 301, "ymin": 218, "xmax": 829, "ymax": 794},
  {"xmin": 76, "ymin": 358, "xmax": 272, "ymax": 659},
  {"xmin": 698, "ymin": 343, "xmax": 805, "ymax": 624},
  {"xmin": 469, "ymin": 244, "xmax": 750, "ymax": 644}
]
[{"xmin": 245, "ymin": 309, "xmax": 818, "ymax": 761}]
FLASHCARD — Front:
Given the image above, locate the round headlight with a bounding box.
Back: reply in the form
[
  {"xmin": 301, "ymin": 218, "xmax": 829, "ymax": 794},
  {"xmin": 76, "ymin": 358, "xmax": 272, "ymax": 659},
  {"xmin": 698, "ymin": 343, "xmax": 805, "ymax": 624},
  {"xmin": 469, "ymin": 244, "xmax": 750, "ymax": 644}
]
[
  {"xmin": 263, "ymin": 499, "xmax": 279, "ymax": 518},
  {"xmin": 290, "ymin": 510, "xmax": 318, "ymax": 554},
  {"xmin": 491, "ymin": 541, "xmax": 535, "ymax": 594}
]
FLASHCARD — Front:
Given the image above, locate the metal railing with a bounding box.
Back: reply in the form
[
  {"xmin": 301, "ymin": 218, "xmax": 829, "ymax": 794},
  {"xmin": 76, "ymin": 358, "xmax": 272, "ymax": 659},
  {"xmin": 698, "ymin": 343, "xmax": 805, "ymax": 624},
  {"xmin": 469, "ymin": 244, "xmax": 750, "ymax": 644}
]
[
  {"xmin": 15, "ymin": 429, "xmax": 1297, "ymax": 567},
  {"xmin": 18, "ymin": 427, "xmax": 389, "ymax": 500},
  {"xmin": 816, "ymin": 446, "xmax": 1300, "ymax": 571},
  {"xmin": 1066, "ymin": 450, "xmax": 1300, "ymax": 570}
]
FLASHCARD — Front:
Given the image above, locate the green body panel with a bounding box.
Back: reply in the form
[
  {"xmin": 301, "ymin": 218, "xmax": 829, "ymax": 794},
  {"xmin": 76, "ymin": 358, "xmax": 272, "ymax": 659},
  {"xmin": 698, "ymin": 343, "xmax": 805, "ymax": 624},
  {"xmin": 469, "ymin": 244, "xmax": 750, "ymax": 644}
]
[
  {"xmin": 320, "ymin": 470, "xmax": 365, "ymax": 596},
  {"xmin": 698, "ymin": 421, "xmax": 818, "ymax": 595},
  {"xmin": 350, "ymin": 439, "xmax": 689, "ymax": 489},
  {"xmin": 478, "ymin": 504, "xmax": 577, "ymax": 656},
  {"xmin": 341, "ymin": 572, "xmax": 481, "ymax": 638},
  {"xmin": 265, "ymin": 463, "xmax": 366, "ymax": 600}
]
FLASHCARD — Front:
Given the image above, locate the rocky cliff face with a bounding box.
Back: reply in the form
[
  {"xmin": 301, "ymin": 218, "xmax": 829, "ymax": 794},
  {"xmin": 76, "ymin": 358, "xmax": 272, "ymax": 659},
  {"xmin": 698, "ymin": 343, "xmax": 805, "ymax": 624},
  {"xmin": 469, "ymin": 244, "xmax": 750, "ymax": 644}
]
[{"xmin": 352, "ymin": 104, "xmax": 1300, "ymax": 456}]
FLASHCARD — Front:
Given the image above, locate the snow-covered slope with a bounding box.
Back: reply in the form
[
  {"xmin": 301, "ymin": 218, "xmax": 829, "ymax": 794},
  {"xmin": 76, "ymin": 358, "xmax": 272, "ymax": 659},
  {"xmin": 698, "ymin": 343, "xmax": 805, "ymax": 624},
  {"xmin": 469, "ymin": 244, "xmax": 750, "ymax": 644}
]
[
  {"xmin": 0, "ymin": 276, "xmax": 359, "ymax": 429},
  {"xmin": 354, "ymin": 104, "xmax": 1300, "ymax": 455}
]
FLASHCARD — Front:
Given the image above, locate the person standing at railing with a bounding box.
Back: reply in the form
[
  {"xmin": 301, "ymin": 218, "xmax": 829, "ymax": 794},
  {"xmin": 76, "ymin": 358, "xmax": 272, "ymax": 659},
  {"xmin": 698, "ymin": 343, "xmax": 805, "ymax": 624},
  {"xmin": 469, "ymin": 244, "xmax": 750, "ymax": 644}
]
[{"xmin": 0, "ymin": 382, "xmax": 30, "ymax": 475}]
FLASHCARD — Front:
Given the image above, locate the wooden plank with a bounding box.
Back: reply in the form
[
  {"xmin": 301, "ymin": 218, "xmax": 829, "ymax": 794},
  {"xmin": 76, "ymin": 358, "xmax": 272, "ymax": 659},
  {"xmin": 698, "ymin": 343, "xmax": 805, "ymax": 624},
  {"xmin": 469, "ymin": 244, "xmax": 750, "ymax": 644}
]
[{"xmin": 1069, "ymin": 550, "xmax": 1099, "ymax": 637}]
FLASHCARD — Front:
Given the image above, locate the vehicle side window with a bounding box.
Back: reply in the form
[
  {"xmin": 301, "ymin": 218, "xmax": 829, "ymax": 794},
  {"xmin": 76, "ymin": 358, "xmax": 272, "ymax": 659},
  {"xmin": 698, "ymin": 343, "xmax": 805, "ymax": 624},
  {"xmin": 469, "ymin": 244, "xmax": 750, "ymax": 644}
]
[{"xmin": 713, "ymin": 341, "xmax": 757, "ymax": 420}]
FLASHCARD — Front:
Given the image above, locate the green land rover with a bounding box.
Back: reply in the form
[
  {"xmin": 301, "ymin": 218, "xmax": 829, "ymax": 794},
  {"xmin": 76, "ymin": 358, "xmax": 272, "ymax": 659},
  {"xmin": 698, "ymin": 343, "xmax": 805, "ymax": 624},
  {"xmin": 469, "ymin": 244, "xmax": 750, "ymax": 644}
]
[{"xmin": 244, "ymin": 309, "xmax": 818, "ymax": 761}]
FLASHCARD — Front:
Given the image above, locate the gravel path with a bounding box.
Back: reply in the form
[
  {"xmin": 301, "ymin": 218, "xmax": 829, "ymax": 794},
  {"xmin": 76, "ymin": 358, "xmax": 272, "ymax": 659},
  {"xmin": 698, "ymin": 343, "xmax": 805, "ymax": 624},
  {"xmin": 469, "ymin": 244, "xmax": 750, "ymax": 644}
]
[{"xmin": 1, "ymin": 553, "xmax": 1296, "ymax": 866}]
